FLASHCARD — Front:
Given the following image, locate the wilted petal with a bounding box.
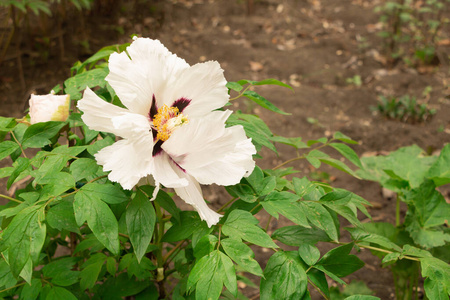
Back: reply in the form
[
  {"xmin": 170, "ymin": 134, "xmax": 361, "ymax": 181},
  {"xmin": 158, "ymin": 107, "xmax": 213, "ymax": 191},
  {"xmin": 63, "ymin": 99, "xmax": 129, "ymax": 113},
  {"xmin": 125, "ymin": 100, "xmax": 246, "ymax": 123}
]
[
  {"xmin": 78, "ymin": 88, "xmax": 150, "ymax": 139},
  {"xmin": 95, "ymin": 139, "xmax": 154, "ymax": 190},
  {"xmin": 162, "ymin": 110, "xmax": 256, "ymax": 185}
]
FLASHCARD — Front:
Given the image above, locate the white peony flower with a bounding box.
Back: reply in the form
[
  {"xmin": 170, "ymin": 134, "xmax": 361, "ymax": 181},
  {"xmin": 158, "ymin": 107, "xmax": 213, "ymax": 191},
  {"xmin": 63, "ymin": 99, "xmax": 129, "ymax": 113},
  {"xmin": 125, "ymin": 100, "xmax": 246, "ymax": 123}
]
[
  {"xmin": 29, "ymin": 91, "xmax": 70, "ymax": 124},
  {"xmin": 77, "ymin": 37, "xmax": 256, "ymax": 227}
]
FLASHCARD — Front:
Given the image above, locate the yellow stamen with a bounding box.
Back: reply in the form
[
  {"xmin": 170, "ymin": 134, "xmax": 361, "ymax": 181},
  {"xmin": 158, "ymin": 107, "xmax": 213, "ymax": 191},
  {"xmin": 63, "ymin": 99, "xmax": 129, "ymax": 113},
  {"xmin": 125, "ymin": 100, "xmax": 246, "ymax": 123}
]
[{"xmin": 153, "ymin": 105, "xmax": 188, "ymax": 141}]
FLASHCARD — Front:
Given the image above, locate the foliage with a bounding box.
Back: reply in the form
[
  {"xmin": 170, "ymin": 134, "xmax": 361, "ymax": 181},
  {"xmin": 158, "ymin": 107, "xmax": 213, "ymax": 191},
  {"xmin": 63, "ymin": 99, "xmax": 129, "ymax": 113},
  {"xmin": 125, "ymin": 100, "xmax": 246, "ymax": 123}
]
[
  {"xmin": 0, "ymin": 39, "xmax": 448, "ymax": 300},
  {"xmin": 375, "ymin": 0, "xmax": 450, "ymax": 65},
  {"xmin": 372, "ymin": 94, "xmax": 436, "ymax": 123},
  {"xmin": 357, "ymin": 144, "xmax": 450, "ymax": 299}
]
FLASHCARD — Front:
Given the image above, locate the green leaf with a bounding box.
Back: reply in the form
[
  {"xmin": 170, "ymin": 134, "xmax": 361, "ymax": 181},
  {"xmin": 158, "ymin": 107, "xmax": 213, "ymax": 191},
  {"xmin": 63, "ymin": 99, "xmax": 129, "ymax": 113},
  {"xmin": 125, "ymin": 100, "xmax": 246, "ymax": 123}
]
[
  {"xmin": 306, "ymin": 149, "xmax": 329, "ymax": 168},
  {"xmin": 96, "ymin": 273, "xmax": 151, "ymax": 299},
  {"xmin": 187, "ymin": 250, "xmax": 237, "ymax": 300},
  {"xmin": 20, "ymin": 278, "xmax": 42, "ymax": 300},
  {"xmin": 226, "ymin": 112, "xmax": 276, "ymax": 153},
  {"xmin": 333, "ymin": 132, "xmax": 359, "ymax": 144},
  {"xmin": 106, "ymin": 257, "xmax": 117, "ymax": 276},
  {"xmin": 302, "ymin": 202, "xmax": 339, "ymax": 241},
  {"xmin": 193, "ymin": 235, "xmax": 218, "ymax": 259},
  {"xmin": 260, "ymin": 251, "xmax": 307, "ymax": 300},
  {"xmin": 162, "ymin": 211, "xmax": 208, "ymax": 242},
  {"xmin": 320, "ymin": 157, "xmax": 360, "ymax": 178},
  {"xmin": 42, "ymin": 257, "xmax": 80, "ymax": 286},
  {"xmin": 0, "ymin": 260, "xmax": 17, "ymax": 289},
  {"xmin": 74, "ymin": 190, "xmax": 120, "ymax": 255},
  {"xmin": 47, "ymin": 200, "xmax": 81, "ymax": 234},
  {"xmin": 420, "ymin": 257, "xmax": 450, "ymax": 300},
  {"xmin": 80, "ymin": 253, "xmax": 106, "ymax": 290},
  {"xmin": 139, "ymin": 185, "xmax": 181, "ymax": 223},
  {"xmin": 7, "ymin": 157, "xmax": 30, "ymax": 189},
  {"xmin": 46, "ymin": 286, "xmax": 77, "ymax": 300},
  {"xmin": 344, "ymin": 296, "xmax": 380, "ymax": 300},
  {"xmin": 22, "ymin": 121, "xmax": 66, "ymax": 148},
  {"xmin": 426, "ymin": 144, "xmax": 450, "ymax": 186},
  {"xmin": 404, "ymin": 180, "xmax": 450, "ymax": 248},
  {"xmin": 39, "ymin": 172, "xmax": 76, "ymax": 200},
  {"xmin": 346, "ymin": 227, "xmax": 402, "ymax": 252},
  {"xmin": 0, "ymin": 141, "xmax": 19, "ymax": 161},
  {"xmin": 261, "ymin": 198, "xmax": 310, "ymax": 228},
  {"xmin": 272, "ymin": 225, "xmax": 331, "ymax": 246},
  {"xmin": 1, "ymin": 206, "xmax": 46, "ymax": 277},
  {"xmin": 252, "ymin": 78, "xmax": 293, "ymax": 90},
  {"xmin": 317, "ymin": 243, "xmax": 364, "ymax": 278},
  {"xmin": 243, "ymin": 90, "xmax": 289, "ymax": 115},
  {"xmin": 64, "ymin": 68, "xmax": 109, "ymax": 100},
  {"xmin": 225, "ymin": 184, "xmax": 257, "ymax": 203},
  {"xmin": 298, "ymin": 244, "xmax": 321, "ymax": 266},
  {"xmin": 329, "ymin": 143, "xmax": 362, "ymax": 168},
  {"xmin": 69, "ymin": 158, "xmax": 99, "ymax": 181},
  {"xmin": 270, "ymin": 135, "xmax": 308, "ymax": 149},
  {"xmin": 222, "ymin": 210, "xmax": 278, "ymax": 248},
  {"xmin": 307, "ymin": 268, "xmax": 330, "ymax": 298},
  {"xmin": 79, "ymin": 182, "xmax": 128, "ymax": 205},
  {"xmin": 126, "ymin": 190, "xmax": 156, "ymax": 263},
  {"xmin": 221, "ymin": 238, "xmax": 263, "ymax": 276},
  {"xmin": 87, "ymin": 135, "xmax": 114, "ymax": 155},
  {"xmin": 226, "ymin": 82, "xmax": 243, "ymax": 92}
]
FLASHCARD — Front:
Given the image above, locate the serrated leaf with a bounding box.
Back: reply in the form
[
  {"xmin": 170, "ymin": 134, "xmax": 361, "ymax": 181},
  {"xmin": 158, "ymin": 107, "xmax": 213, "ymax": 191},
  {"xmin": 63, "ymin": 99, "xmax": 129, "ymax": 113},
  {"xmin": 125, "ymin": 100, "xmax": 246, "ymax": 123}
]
[
  {"xmin": 260, "ymin": 251, "xmax": 307, "ymax": 300},
  {"xmin": 7, "ymin": 157, "xmax": 30, "ymax": 189},
  {"xmin": 222, "ymin": 210, "xmax": 278, "ymax": 248},
  {"xmin": 22, "ymin": 121, "xmax": 66, "ymax": 148},
  {"xmin": 221, "ymin": 238, "xmax": 263, "ymax": 276},
  {"xmin": 420, "ymin": 257, "xmax": 450, "ymax": 300},
  {"xmin": 126, "ymin": 190, "xmax": 156, "ymax": 262},
  {"xmin": 426, "ymin": 144, "xmax": 450, "ymax": 186}
]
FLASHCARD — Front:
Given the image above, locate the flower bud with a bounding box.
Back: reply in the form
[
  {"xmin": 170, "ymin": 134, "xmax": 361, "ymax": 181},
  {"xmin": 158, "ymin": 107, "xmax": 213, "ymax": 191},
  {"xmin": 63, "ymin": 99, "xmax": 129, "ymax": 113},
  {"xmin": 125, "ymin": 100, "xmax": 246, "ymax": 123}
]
[{"xmin": 29, "ymin": 92, "xmax": 70, "ymax": 124}]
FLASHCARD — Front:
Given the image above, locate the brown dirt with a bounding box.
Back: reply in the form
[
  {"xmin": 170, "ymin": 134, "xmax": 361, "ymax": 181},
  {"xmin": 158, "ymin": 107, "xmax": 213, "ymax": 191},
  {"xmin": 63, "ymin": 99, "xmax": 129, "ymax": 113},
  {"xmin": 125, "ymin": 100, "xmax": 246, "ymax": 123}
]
[{"xmin": 1, "ymin": 0, "xmax": 449, "ymax": 299}]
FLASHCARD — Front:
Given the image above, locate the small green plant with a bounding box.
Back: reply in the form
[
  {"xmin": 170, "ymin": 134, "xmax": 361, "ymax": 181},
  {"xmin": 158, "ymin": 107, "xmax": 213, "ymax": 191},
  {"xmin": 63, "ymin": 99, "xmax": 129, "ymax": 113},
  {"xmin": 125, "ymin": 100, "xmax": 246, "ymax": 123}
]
[
  {"xmin": 357, "ymin": 144, "xmax": 450, "ymax": 300},
  {"xmin": 346, "ymin": 75, "xmax": 362, "ymax": 87},
  {"xmin": 375, "ymin": 0, "xmax": 450, "ymax": 65},
  {"xmin": 372, "ymin": 94, "xmax": 436, "ymax": 123}
]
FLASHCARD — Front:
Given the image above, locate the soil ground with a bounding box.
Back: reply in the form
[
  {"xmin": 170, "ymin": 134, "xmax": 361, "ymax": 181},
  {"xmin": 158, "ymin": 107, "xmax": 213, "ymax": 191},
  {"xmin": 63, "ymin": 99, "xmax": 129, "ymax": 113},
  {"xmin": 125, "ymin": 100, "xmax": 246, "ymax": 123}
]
[{"xmin": 1, "ymin": 0, "xmax": 449, "ymax": 299}]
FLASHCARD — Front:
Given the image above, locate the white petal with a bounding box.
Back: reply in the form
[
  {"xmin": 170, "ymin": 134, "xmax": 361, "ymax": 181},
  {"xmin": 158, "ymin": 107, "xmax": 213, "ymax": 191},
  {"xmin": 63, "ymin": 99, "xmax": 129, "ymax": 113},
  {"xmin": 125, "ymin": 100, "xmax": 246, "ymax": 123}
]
[
  {"xmin": 162, "ymin": 111, "xmax": 256, "ymax": 186},
  {"xmin": 152, "ymin": 152, "xmax": 188, "ymax": 188},
  {"xmin": 172, "ymin": 168, "xmax": 222, "ymax": 227},
  {"xmin": 168, "ymin": 61, "xmax": 229, "ymax": 117},
  {"xmin": 95, "ymin": 139, "xmax": 154, "ymax": 190},
  {"xmin": 107, "ymin": 38, "xmax": 189, "ymax": 114},
  {"xmin": 78, "ymin": 88, "xmax": 151, "ymax": 140}
]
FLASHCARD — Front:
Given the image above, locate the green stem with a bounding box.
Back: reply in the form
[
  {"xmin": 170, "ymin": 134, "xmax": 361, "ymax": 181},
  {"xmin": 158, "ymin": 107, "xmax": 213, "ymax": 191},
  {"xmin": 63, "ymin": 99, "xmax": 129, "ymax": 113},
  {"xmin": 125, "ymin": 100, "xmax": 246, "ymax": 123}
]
[
  {"xmin": 307, "ymin": 278, "xmax": 329, "ymax": 300},
  {"xmin": 0, "ymin": 193, "xmax": 23, "ymax": 203},
  {"xmin": 217, "ymin": 197, "xmax": 238, "ymax": 213},
  {"xmin": 163, "ymin": 240, "xmax": 185, "ymax": 264},
  {"xmin": 0, "ymin": 282, "xmax": 26, "ymax": 294},
  {"xmin": 229, "ymin": 84, "xmax": 252, "ymax": 101},
  {"xmin": 264, "ymin": 215, "xmax": 273, "ymax": 232},
  {"xmin": 10, "ymin": 131, "xmax": 27, "ymax": 158}
]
